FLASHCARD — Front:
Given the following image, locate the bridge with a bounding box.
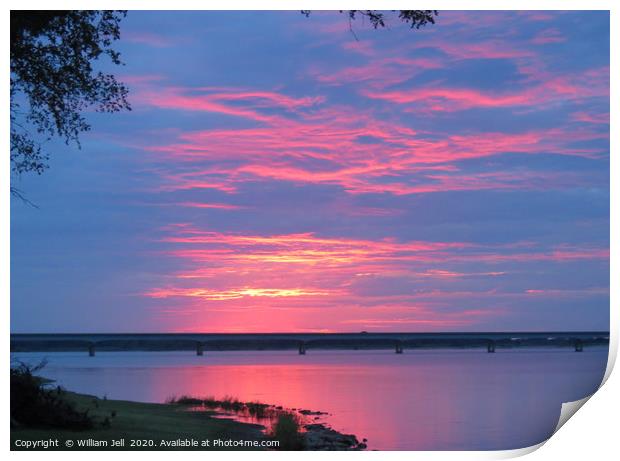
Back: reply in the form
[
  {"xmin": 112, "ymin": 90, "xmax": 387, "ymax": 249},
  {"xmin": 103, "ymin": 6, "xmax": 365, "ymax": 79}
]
[{"xmin": 10, "ymin": 332, "xmax": 609, "ymax": 356}]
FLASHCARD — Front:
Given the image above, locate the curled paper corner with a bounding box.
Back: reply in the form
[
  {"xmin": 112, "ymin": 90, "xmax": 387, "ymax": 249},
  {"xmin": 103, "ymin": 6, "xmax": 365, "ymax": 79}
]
[
  {"xmin": 601, "ymin": 333, "xmax": 618, "ymax": 386},
  {"xmin": 489, "ymin": 396, "xmax": 594, "ymax": 460},
  {"xmin": 496, "ymin": 360, "xmax": 615, "ymax": 460},
  {"xmin": 553, "ymin": 395, "xmax": 592, "ymax": 434},
  {"xmin": 551, "ymin": 354, "xmax": 614, "ymax": 437},
  {"xmin": 548, "ymin": 337, "xmax": 619, "ymax": 435},
  {"xmin": 492, "ymin": 441, "xmax": 546, "ymax": 459}
]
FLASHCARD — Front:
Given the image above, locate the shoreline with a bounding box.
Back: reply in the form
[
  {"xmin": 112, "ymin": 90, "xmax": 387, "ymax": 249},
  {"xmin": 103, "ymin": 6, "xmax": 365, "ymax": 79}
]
[{"xmin": 11, "ymin": 387, "xmax": 366, "ymax": 451}]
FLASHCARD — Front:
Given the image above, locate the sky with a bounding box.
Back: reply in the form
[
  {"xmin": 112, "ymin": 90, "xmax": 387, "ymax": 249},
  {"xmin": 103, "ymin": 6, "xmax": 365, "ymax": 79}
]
[{"xmin": 10, "ymin": 11, "xmax": 610, "ymax": 333}]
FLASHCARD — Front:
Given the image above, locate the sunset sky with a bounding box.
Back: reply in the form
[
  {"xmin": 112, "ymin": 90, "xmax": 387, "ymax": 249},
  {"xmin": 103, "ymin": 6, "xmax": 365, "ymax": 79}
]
[{"xmin": 10, "ymin": 11, "xmax": 610, "ymax": 333}]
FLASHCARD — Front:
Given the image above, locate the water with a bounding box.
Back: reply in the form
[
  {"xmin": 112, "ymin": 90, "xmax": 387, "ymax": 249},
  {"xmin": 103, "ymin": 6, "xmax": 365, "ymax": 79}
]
[{"xmin": 11, "ymin": 347, "xmax": 608, "ymax": 450}]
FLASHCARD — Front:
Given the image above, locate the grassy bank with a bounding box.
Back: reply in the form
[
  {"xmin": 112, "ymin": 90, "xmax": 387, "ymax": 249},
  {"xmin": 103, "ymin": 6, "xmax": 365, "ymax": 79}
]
[
  {"xmin": 11, "ymin": 363, "xmax": 364, "ymax": 451},
  {"xmin": 11, "ymin": 390, "xmax": 269, "ymax": 450}
]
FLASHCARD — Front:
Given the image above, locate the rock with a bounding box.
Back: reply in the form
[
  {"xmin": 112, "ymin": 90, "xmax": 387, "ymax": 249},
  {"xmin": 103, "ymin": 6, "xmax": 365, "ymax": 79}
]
[
  {"xmin": 303, "ymin": 423, "xmax": 366, "ymax": 450},
  {"xmin": 299, "ymin": 409, "xmax": 328, "ymax": 415}
]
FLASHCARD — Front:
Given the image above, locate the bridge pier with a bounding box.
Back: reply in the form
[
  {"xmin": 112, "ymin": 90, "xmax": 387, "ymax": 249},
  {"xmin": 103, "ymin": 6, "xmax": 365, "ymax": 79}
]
[
  {"xmin": 298, "ymin": 342, "xmax": 306, "ymax": 355},
  {"xmin": 88, "ymin": 343, "xmax": 96, "ymax": 357},
  {"xmin": 575, "ymin": 340, "xmax": 583, "ymax": 352},
  {"xmin": 196, "ymin": 342, "xmax": 204, "ymax": 356},
  {"xmin": 395, "ymin": 342, "xmax": 403, "ymax": 354},
  {"xmin": 487, "ymin": 341, "xmax": 496, "ymax": 353}
]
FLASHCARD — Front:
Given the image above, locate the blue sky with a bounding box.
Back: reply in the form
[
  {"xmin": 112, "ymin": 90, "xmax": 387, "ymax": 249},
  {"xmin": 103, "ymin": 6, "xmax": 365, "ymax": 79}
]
[{"xmin": 11, "ymin": 11, "xmax": 609, "ymax": 333}]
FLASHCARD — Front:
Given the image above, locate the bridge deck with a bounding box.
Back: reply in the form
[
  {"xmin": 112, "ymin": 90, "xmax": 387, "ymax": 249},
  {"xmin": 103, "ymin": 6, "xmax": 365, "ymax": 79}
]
[{"xmin": 10, "ymin": 332, "xmax": 610, "ymax": 353}]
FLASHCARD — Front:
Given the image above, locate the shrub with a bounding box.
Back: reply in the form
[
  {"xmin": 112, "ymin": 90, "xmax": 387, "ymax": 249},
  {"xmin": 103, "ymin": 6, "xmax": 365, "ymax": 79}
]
[
  {"xmin": 166, "ymin": 395, "xmax": 204, "ymax": 405},
  {"xmin": 271, "ymin": 413, "xmax": 304, "ymax": 450},
  {"xmin": 10, "ymin": 360, "xmax": 94, "ymax": 430},
  {"xmin": 246, "ymin": 401, "xmax": 269, "ymax": 418}
]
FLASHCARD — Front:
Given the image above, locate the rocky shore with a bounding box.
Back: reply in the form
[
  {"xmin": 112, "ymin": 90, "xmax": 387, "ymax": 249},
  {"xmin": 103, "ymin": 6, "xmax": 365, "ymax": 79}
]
[{"xmin": 304, "ymin": 423, "xmax": 367, "ymax": 450}]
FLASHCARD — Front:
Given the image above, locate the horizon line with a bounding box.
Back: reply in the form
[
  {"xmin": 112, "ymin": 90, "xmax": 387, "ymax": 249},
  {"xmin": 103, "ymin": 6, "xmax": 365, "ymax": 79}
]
[{"xmin": 10, "ymin": 330, "xmax": 611, "ymax": 336}]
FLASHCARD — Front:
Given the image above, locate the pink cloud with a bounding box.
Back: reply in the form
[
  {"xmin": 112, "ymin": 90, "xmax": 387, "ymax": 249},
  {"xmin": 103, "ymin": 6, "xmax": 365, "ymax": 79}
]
[
  {"xmin": 341, "ymin": 40, "xmax": 375, "ymax": 56},
  {"xmin": 123, "ymin": 31, "xmax": 176, "ymax": 48},
  {"xmin": 134, "ymin": 86, "xmax": 324, "ymax": 123},
  {"xmin": 362, "ymin": 69, "xmax": 608, "ymax": 113},
  {"xmin": 176, "ymin": 202, "xmax": 243, "ymax": 210},
  {"xmin": 139, "ymin": 106, "xmax": 605, "ymax": 195},
  {"xmin": 572, "ymin": 111, "xmax": 610, "ymax": 125},
  {"xmin": 142, "ymin": 225, "xmax": 607, "ymax": 332},
  {"xmin": 524, "ymin": 287, "xmax": 609, "ymax": 297},
  {"xmin": 118, "ymin": 74, "xmax": 167, "ymax": 85},
  {"xmin": 531, "ymin": 28, "xmax": 566, "ymax": 45},
  {"xmin": 315, "ymin": 56, "xmax": 444, "ymax": 89},
  {"xmin": 121, "ymin": 39, "xmax": 607, "ymax": 201},
  {"xmin": 422, "ymin": 39, "xmax": 534, "ymax": 61},
  {"xmin": 520, "ymin": 12, "xmax": 559, "ymax": 22}
]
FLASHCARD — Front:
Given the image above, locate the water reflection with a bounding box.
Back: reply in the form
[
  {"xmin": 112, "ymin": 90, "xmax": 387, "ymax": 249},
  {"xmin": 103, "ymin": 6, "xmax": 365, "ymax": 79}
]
[{"xmin": 11, "ymin": 348, "xmax": 608, "ymax": 450}]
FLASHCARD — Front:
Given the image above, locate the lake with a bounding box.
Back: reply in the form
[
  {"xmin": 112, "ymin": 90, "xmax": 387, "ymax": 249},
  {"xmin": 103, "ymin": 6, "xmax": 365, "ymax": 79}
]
[{"xmin": 11, "ymin": 347, "xmax": 608, "ymax": 450}]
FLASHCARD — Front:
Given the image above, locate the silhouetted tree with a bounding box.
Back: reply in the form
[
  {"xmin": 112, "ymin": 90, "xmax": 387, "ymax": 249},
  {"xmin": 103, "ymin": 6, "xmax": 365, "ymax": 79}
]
[
  {"xmin": 10, "ymin": 10, "xmax": 130, "ymax": 196},
  {"xmin": 302, "ymin": 10, "xmax": 438, "ymax": 35}
]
